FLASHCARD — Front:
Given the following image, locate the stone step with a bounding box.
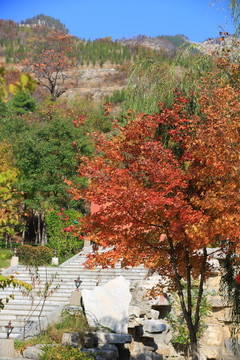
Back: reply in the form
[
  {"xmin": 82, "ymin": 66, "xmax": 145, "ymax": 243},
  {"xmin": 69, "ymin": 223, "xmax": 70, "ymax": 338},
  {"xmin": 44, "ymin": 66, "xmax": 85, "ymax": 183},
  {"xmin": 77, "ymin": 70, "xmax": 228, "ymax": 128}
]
[
  {"xmin": 0, "ymin": 314, "xmax": 47, "ymax": 323},
  {"xmin": 1, "ymin": 298, "xmax": 69, "ymax": 305},
  {"xmin": 0, "ymin": 332, "xmax": 22, "ymax": 339},
  {"xmin": 0, "ymin": 306, "xmax": 56, "ymax": 315},
  {"xmin": 0, "ymin": 247, "xmax": 148, "ymax": 339},
  {"xmin": 11, "ymin": 266, "xmax": 147, "ymax": 274}
]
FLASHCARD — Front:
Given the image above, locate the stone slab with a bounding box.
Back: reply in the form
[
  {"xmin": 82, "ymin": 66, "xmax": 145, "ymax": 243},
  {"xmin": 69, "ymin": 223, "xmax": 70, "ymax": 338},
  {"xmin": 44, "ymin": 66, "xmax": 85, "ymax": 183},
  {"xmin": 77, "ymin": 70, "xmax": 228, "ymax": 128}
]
[
  {"xmin": 10, "ymin": 256, "xmax": 19, "ymax": 267},
  {"xmin": 51, "ymin": 257, "xmax": 59, "ymax": 266},
  {"xmin": 96, "ymin": 331, "xmax": 132, "ymax": 344},
  {"xmin": 143, "ymin": 320, "xmax": 167, "ymax": 333},
  {"xmin": 69, "ymin": 290, "xmax": 82, "ymax": 306},
  {"xmin": 0, "ymin": 339, "xmax": 15, "ymax": 358}
]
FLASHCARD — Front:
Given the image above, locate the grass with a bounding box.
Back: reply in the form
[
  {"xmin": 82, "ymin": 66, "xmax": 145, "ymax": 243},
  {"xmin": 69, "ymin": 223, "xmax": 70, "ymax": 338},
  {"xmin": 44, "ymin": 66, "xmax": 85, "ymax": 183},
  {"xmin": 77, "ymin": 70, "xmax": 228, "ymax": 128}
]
[{"xmin": 14, "ymin": 309, "xmax": 91, "ymax": 353}]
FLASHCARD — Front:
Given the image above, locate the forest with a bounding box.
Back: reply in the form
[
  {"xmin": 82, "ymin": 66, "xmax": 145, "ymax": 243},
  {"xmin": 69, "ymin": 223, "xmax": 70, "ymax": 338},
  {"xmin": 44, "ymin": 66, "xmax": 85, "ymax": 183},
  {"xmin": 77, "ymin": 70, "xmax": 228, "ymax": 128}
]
[{"xmin": 0, "ymin": 9, "xmax": 239, "ymax": 359}]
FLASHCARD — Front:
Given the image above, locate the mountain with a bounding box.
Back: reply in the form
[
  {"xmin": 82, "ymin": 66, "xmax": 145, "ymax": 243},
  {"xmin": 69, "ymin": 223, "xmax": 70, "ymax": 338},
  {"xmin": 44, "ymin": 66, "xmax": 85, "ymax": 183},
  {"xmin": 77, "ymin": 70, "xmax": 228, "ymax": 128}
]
[
  {"xmin": 20, "ymin": 14, "xmax": 69, "ymax": 33},
  {"xmin": 118, "ymin": 34, "xmax": 190, "ymax": 56}
]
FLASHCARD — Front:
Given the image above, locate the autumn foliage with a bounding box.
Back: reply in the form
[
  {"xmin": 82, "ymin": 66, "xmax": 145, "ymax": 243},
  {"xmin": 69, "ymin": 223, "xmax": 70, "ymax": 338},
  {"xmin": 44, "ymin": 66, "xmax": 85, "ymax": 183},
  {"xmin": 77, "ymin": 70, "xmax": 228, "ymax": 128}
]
[
  {"xmin": 67, "ymin": 58, "xmax": 239, "ymax": 358},
  {"xmin": 69, "ymin": 84, "xmax": 239, "ymax": 270}
]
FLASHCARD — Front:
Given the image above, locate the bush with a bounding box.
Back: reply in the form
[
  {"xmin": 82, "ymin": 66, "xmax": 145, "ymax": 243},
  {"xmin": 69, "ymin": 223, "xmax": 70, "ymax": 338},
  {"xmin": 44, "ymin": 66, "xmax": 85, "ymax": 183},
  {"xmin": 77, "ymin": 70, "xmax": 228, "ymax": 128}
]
[
  {"xmin": 0, "ymin": 248, "xmax": 13, "ymax": 268},
  {"xmin": 17, "ymin": 245, "xmax": 52, "ymax": 266},
  {"xmin": 35, "ymin": 246, "xmax": 53, "ymax": 265}
]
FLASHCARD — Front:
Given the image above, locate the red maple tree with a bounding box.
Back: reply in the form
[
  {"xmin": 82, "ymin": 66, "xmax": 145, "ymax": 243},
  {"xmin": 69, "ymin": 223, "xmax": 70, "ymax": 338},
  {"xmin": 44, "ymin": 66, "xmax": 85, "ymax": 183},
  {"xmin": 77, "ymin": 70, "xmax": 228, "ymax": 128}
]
[
  {"xmin": 23, "ymin": 33, "xmax": 77, "ymax": 101},
  {"xmin": 67, "ymin": 57, "xmax": 239, "ymax": 358}
]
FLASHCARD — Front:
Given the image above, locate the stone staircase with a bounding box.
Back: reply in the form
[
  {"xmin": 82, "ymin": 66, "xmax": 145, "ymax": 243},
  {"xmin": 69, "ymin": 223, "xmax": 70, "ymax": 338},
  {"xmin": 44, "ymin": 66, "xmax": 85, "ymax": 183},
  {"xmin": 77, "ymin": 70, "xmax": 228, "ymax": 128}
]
[{"xmin": 0, "ymin": 246, "xmax": 149, "ymax": 340}]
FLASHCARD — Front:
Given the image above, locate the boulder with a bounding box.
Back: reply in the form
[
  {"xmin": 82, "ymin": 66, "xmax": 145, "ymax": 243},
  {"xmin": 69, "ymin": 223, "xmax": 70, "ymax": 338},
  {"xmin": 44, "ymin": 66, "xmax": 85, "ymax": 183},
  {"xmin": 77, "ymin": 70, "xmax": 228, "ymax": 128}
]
[
  {"xmin": 143, "ymin": 320, "xmax": 167, "ymax": 334},
  {"xmin": 82, "ymin": 345, "xmax": 118, "ymax": 360},
  {"xmin": 96, "ymin": 331, "xmax": 132, "ymax": 345},
  {"xmin": 129, "ymin": 305, "xmax": 141, "ymax": 319},
  {"xmin": 23, "ymin": 345, "xmax": 44, "ymax": 360},
  {"xmin": 220, "ymin": 339, "xmax": 240, "ymax": 359},
  {"xmin": 200, "ymin": 324, "xmax": 223, "ymax": 346},
  {"xmin": 62, "ymin": 332, "xmax": 81, "ymax": 346},
  {"xmin": 145, "ymin": 309, "xmax": 160, "ymax": 320},
  {"xmin": 82, "ymin": 276, "xmax": 131, "ymax": 333},
  {"xmin": 83, "ymin": 332, "xmax": 99, "ymax": 348}
]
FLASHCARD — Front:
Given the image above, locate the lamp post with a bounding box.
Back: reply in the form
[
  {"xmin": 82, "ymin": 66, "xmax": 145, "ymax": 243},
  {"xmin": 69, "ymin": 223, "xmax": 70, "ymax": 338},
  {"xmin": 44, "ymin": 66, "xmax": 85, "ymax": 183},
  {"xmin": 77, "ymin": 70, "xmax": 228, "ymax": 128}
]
[
  {"xmin": 74, "ymin": 276, "xmax": 82, "ymax": 291},
  {"xmin": 5, "ymin": 321, "xmax": 14, "ymax": 339}
]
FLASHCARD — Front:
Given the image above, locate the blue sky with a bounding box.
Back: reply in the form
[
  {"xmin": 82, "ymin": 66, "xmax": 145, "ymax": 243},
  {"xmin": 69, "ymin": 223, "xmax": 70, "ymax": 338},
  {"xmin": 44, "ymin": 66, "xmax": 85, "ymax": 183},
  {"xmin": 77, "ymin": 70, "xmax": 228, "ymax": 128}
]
[{"xmin": 1, "ymin": 0, "xmax": 235, "ymax": 43}]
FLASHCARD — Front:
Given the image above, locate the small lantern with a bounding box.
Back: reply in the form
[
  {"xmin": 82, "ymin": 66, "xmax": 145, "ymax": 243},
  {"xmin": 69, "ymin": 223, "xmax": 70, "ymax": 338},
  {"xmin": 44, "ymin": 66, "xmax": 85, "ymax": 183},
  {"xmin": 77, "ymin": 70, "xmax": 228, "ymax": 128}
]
[
  {"xmin": 53, "ymin": 249, "xmax": 57, "ymax": 257},
  {"xmin": 5, "ymin": 321, "xmax": 14, "ymax": 339},
  {"xmin": 74, "ymin": 276, "xmax": 82, "ymax": 290},
  {"xmin": 13, "ymin": 248, "xmax": 17, "ymax": 256}
]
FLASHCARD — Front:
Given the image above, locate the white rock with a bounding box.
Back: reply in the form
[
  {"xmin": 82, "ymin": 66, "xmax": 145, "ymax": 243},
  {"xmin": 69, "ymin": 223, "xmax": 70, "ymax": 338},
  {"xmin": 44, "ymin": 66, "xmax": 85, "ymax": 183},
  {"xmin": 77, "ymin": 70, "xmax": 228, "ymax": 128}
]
[
  {"xmin": 82, "ymin": 276, "xmax": 131, "ymax": 333},
  {"xmin": 129, "ymin": 305, "xmax": 141, "ymax": 319}
]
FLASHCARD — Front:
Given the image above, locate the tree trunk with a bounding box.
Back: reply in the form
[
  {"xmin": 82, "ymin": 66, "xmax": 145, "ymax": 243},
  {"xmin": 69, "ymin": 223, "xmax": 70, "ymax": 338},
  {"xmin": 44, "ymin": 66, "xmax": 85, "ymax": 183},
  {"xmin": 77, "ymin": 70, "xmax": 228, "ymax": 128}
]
[
  {"xmin": 22, "ymin": 228, "xmax": 25, "ymax": 244},
  {"xmin": 190, "ymin": 340, "xmax": 199, "ymax": 360},
  {"xmin": 41, "ymin": 214, "xmax": 47, "ymax": 245},
  {"xmin": 168, "ymin": 237, "xmax": 201, "ymax": 360}
]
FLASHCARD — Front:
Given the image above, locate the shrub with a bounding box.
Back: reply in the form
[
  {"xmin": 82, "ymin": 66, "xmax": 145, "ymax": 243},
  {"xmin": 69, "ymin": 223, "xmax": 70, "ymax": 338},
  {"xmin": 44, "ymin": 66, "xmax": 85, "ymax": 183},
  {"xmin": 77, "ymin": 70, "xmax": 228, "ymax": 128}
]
[
  {"xmin": 0, "ymin": 248, "xmax": 13, "ymax": 268},
  {"xmin": 17, "ymin": 245, "xmax": 52, "ymax": 266},
  {"xmin": 35, "ymin": 246, "xmax": 52, "ymax": 266}
]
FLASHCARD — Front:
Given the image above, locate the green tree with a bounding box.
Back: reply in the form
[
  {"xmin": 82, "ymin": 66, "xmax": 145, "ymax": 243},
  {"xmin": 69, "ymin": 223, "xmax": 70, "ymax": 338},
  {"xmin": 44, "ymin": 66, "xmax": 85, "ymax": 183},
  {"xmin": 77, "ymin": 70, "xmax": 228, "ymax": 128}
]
[
  {"xmin": 0, "ymin": 141, "xmax": 23, "ymax": 247},
  {"xmin": 45, "ymin": 209, "xmax": 83, "ymax": 257},
  {"xmin": 10, "ymin": 106, "xmax": 92, "ymax": 243},
  {"xmin": 8, "ymin": 91, "xmax": 36, "ymax": 114}
]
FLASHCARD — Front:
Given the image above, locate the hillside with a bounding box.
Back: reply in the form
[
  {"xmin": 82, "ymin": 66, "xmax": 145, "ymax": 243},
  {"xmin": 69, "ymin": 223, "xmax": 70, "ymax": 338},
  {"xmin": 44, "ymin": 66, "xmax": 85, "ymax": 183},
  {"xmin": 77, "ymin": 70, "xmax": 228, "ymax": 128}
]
[
  {"xmin": 0, "ymin": 16, "xmax": 238, "ymax": 103},
  {"xmin": 0, "ymin": 18, "xmax": 196, "ymax": 101}
]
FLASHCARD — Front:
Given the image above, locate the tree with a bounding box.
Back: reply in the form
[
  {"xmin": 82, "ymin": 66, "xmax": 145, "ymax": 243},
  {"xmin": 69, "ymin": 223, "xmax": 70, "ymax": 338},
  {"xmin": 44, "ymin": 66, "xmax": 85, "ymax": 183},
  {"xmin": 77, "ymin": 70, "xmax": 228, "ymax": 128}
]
[
  {"xmin": 214, "ymin": 0, "xmax": 240, "ymax": 34},
  {"xmin": 67, "ymin": 63, "xmax": 239, "ymax": 358},
  {"xmin": 9, "ymin": 105, "xmax": 92, "ymax": 243},
  {"xmin": 23, "ymin": 33, "xmax": 76, "ymax": 101},
  {"xmin": 0, "ymin": 141, "xmax": 23, "ymax": 246},
  {"xmin": 0, "ymin": 274, "xmax": 32, "ymax": 310},
  {"xmin": 8, "ymin": 91, "xmax": 36, "ymax": 114},
  {"xmin": 123, "ymin": 53, "xmax": 214, "ymax": 114}
]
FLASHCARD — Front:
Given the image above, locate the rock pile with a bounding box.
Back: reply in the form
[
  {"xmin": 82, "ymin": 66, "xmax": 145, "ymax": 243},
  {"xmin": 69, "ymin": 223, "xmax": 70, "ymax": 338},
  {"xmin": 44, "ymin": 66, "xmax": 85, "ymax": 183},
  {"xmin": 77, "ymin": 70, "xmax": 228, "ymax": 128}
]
[{"xmin": 21, "ymin": 250, "xmax": 240, "ymax": 360}]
